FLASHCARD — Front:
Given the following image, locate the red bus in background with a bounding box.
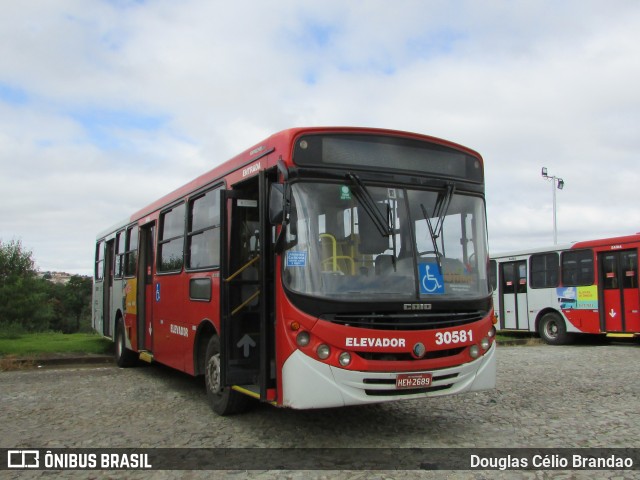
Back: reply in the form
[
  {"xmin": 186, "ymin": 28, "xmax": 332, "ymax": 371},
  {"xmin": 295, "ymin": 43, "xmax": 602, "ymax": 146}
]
[
  {"xmin": 93, "ymin": 127, "xmax": 496, "ymax": 415},
  {"xmin": 490, "ymin": 234, "xmax": 640, "ymax": 344}
]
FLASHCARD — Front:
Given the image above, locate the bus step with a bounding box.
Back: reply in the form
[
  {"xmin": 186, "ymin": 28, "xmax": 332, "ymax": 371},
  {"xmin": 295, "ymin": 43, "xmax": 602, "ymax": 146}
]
[{"xmin": 139, "ymin": 351, "xmax": 154, "ymax": 363}]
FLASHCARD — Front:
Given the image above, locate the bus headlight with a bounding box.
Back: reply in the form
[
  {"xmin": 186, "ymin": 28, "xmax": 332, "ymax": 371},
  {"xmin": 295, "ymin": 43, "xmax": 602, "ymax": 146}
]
[
  {"xmin": 481, "ymin": 337, "xmax": 491, "ymax": 350},
  {"xmin": 469, "ymin": 345, "xmax": 480, "ymax": 359},
  {"xmin": 296, "ymin": 331, "xmax": 310, "ymax": 347},
  {"xmin": 488, "ymin": 326, "xmax": 496, "ymax": 338},
  {"xmin": 317, "ymin": 344, "xmax": 330, "ymax": 360},
  {"xmin": 338, "ymin": 352, "xmax": 351, "ymax": 366}
]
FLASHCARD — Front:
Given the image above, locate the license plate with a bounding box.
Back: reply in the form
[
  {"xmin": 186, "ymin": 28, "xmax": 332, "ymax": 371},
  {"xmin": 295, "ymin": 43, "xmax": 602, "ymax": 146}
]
[{"xmin": 395, "ymin": 373, "xmax": 433, "ymax": 389}]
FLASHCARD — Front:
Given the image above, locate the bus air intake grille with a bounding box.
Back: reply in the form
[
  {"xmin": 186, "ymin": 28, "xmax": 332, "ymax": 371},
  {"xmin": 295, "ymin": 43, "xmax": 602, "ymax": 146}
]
[{"xmin": 321, "ymin": 311, "xmax": 486, "ymax": 330}]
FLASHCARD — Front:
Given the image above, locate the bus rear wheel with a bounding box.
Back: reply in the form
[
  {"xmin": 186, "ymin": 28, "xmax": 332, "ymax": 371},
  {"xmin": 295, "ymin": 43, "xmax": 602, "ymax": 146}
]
[
  {"xmin": 115, "ymin": 318, "xmax": 138, "ymax": 368},
  {"xmin": 204, "ymin": 336, "xmax": 250, "ymax": 416},
  {"xmin": 538, "ymin": 312, "xmax": 572, "ymax": 345}
]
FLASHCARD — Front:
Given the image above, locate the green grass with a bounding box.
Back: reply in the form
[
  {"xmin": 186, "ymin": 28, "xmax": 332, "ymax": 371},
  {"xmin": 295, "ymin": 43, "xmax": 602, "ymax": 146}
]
[{"xmin": 0, "ymin": 332, "xmax": 113, "ymax": 357}]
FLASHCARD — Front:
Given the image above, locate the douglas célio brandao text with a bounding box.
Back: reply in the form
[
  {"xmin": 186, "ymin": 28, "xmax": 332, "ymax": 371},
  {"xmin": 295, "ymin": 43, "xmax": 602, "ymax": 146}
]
[{"xmin": 470, "ymin": 453, "xmax": 634, "ymax": 470}]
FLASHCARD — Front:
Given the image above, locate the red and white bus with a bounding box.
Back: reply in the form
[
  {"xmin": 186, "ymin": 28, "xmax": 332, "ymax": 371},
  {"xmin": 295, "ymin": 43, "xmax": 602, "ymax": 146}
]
[
  {"xmin": 490, "ymin": 234, "xmax": 640, "ymax": 344},
  {"xmin": 93, "ymin": 127, "xmax": 496, "ymax": 415}
]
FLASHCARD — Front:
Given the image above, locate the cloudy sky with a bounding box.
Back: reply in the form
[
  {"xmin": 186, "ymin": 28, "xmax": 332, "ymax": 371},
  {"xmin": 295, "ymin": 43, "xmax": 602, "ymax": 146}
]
[{"xmin": 1, "ymin": 0, "xmax": 639, "ymax": 275}]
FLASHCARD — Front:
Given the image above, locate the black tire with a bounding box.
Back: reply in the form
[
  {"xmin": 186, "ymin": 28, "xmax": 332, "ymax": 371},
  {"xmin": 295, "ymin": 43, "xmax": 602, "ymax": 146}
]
[
  {"xmin": 538, "ymin": 312, "xmax": 573, "ymax": 345},
  {"xmin": 115, "ymin": 318, "xmax": 138, "ymax": 368},
  {"xmin": 204, "ymin": 336, "xmax": 250, "ymax": 416}
]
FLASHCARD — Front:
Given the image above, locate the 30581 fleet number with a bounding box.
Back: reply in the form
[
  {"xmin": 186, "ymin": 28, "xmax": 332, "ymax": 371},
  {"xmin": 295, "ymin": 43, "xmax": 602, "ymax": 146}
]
[{"xmin": 435, "ymin": 329, "xmax": 473, "ymax": 345}]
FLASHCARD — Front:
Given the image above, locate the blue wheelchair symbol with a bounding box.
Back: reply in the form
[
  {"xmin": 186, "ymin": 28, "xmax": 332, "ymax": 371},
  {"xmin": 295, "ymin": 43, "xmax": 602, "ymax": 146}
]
[{"xmin": 418, "ymin": 263, "xmax": 444, "ymax": 294}]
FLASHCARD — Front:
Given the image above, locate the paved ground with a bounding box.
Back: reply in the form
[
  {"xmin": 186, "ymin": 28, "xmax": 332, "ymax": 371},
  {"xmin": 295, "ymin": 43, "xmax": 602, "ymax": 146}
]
[{"xmin": 1, "ymin": 342, "xmax": 639, "ymax": 479}]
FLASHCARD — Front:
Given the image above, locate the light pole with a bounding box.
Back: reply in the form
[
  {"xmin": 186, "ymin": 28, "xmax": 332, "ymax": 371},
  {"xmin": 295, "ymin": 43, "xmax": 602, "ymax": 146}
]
[{"xmin": 541, "ymin": 167, "xmax": 564, "ymax": 245}]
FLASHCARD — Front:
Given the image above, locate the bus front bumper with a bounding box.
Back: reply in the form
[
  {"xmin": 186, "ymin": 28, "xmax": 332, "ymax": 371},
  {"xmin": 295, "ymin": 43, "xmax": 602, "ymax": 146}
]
[{"xmin": 281, "ymin": 342, "xmax": 496, "ymax": 409}]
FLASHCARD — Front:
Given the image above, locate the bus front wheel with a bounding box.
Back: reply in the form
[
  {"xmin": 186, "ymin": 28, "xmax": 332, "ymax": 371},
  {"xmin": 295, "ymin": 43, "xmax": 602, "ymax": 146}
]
[
  {"xmin": 538, "ymin": 312, "xmax": 572, "ymax": 345},
  {"xmin": 204, "ymin": 336, "xmax": 250, "ymax": 416}
]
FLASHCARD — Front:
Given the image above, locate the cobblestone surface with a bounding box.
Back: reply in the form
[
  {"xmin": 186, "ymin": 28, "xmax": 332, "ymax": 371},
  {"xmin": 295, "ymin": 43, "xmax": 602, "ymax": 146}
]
[{"xmin": 1, "ymin": 343, "xmax": 639, "ymax": 479}]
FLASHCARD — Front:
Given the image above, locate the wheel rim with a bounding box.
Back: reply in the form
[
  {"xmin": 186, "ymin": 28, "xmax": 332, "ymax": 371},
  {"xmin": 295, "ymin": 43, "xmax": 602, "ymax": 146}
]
[
  {"xmin": 206, "ymin": 353, "xmax": 222, "ymax": 395},
  {"xmin": 545, "ymin": 320, "xmax": 558, "ymax": 339}
]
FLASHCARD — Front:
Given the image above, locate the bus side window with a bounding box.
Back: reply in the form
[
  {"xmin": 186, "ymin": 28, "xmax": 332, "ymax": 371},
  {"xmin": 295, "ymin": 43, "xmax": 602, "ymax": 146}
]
[
  {"xmin": 561, "ymin": 249, "xmax": 593, "ymax": 286},
  {"xmin": 95, "ymin": 241, "xmax": 104, "ymax": 280},
  {"xmin": 124, "ymin": 227, "xmax": 138, "ymax": 277},
  {"xmin": 530, "ymin": 252, "xmax": 559, "ymax": 289}
]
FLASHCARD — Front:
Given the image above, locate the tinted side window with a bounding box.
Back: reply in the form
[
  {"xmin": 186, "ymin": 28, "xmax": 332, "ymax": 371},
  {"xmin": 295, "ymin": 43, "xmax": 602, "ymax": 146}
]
[
  {"xmin": 561, "ymin": 249, "xmax": 593, "ymax": 286},
  {"xmin": 124, "ymin": 226, "xmax": 138, "ymax": 277},
  {"xmin": 158, "ymin": 203, "xmax": 185, "ymax": 272},
  {"xmin": 489, "ymin": 260, "xmax": 497, "ymax": 291},
  {"xmin": 187, "ymin": 188, "xmax": 221, "ymax": 270},
  {"xmin": 530, "ymin": 252, "xmax": 559, "ymax": 288},
  {"xmin": 95, "ymin": 241, "xmax": 104, "ymax": 280},
  {"xmin": 114, "ymin": 231, "xmax": 125, "ymax": 278}
]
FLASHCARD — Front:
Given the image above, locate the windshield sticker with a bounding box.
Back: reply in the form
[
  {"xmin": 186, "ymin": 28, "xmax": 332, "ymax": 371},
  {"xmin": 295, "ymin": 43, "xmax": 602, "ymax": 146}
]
[
  {"xmin": 387, "ymin": 188, "xmax": 397, "ymax": 199},
  {"xmin": 340, "ymin": 185, "xmax": 352, "ymax": 200},
  {"xmin": 286, "ymin": 251, "xmax": 308, "ymax": 267},
  {"xmin": 418, "ymin": 263, "xmax": 445, "ymax": 294}
]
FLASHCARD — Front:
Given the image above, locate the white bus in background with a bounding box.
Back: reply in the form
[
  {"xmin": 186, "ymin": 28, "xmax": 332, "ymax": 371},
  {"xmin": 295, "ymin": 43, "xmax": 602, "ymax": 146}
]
[{"xmin": 490, "ymin": 234, "xmax": 640, "ymax": 344}]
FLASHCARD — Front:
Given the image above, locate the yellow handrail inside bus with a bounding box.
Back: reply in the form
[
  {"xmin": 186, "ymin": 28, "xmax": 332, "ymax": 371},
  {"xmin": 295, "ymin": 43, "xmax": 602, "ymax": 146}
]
[
  {"xmin": 319, "ymin": 233, "xmax": 355, "ymax": 274},
  {"xmin": 225, "ymin": 255, "xmax": 260, "ymax": 282},
  {"xmin": 319, "ymin": 234, "xmax": 338, "ymax": 271},
  {"xmin": 231, "ymin": 290, "xmax": 261, "ymax": 316}
]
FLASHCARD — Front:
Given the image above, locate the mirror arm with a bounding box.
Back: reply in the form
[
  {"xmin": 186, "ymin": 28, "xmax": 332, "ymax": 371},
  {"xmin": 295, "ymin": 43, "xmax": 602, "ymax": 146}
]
[{"xmin": 277, "ymin": 157, "xmax": 289, "ymax": 182}]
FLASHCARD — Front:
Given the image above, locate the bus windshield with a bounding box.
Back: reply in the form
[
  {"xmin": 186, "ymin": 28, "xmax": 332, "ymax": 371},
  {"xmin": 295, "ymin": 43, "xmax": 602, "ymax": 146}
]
[{"xmin": 282, "ymin": 181, "xmax": 489, "ymax": 301}]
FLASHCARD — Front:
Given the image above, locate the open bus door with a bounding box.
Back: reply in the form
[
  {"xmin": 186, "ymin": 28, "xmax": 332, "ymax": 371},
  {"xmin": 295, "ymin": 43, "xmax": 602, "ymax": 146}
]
[
  {"xmin": 136, "ymin": 222, "xmax": 155, "ymax": 353},
  {"xmin": 219, "ymin": 170, "xmax": 274, "ymax": 403},
  {"xmin": 599, "ymin": 249, "xmax": 640, "ymax": 333}
]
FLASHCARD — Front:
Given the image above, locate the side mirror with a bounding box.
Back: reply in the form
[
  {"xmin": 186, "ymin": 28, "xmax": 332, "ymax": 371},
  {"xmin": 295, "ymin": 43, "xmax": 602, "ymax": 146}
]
[{"xmin": 269, "ymin": 183, "xmax": 285, "ymax": 225}]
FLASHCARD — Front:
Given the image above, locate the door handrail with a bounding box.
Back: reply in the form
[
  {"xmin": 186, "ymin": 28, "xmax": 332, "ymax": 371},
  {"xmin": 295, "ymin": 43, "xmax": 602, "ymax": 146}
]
[
  {"xmin": 231, "ymin": 290, "xmax": 261, "ymax": 316},
  {"xmin": 224, "ymin": 255, "xmax": 260, "ymax": 283}
]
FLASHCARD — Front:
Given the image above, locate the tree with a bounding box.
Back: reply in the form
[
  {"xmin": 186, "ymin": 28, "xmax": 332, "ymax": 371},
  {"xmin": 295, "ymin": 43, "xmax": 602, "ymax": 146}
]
[
  {"xmin": 0, "ymin": 239, "xmax": 36, "ymax": 285},
  {"xmin": 0, "ymin": 240, "xmax": 94, "ymax": 334},
  {"xmin": 62, "ymin": 276, "xmax": 93, "ymax": 332},
  {"xmin": 0, "ymin": 240, "xmax": 53, "ymax": 331}
]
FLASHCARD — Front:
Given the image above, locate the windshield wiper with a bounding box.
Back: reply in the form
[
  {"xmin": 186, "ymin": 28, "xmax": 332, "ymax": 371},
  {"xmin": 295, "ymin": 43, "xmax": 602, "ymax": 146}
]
[
  {"xmin": 420, "ymin": 183, "xmax": 455, "ymax": 273},
  {"xmin": 345, "ymin": 173, "xmax": 393, "ymax": 237}
]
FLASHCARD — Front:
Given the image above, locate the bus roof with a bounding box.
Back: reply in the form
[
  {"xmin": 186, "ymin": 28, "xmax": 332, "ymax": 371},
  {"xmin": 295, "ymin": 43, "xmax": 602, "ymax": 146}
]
[{"xmin": 490, "ymin": 233, "xmax": 640, "ymax": 260}]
